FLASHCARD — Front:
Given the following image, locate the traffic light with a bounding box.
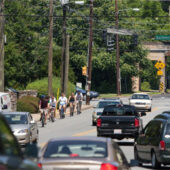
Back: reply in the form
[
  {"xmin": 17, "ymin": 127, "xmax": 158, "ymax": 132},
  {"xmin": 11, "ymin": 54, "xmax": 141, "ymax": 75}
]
[
  {"xmin": 133, "ymin": 34, "xmax": 138, "ymax": 46},
  {"xmin": 82, "ymin": 66, "xmax": 87, "ymax": 76},
  {"xmin": 102, "ymin": 29, "xmax": 107, "ymax": 43}
]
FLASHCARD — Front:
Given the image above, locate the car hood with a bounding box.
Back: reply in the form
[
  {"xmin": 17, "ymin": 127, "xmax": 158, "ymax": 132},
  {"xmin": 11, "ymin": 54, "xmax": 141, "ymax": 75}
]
[
  {"xmin": 10, "ymin": 124, "xmax": 29, "ymax": 131},
  {"xmin": 130, "ymin": 99, "xmax": 151, "ymax": 103}
]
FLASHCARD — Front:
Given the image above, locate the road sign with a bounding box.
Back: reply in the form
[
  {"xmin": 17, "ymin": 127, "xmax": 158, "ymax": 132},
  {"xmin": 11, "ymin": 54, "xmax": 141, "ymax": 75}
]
[
  {"xmin": 157, "ymin": 70, "xmax": 163, "ymax": 76},
  {"xmin": 156, "ymin": 35, "xmax": 170, "ymax": 40},
  {"xmin": 159, "ymin": 82, "xmax": 164, "ymax": 92},
  {"xmin": 154, "ymin": 61, "xmax": 165, "ymax": 70},
  {"xmin": 82, "ymin": 66, "xmax": 87, "ymax": 76}
]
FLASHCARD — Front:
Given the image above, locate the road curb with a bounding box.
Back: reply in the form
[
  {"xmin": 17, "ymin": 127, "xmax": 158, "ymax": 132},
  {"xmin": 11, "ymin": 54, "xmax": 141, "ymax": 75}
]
[{"xmin": 31, "ymin": 104, "xmax": 93, "ymax": 122}]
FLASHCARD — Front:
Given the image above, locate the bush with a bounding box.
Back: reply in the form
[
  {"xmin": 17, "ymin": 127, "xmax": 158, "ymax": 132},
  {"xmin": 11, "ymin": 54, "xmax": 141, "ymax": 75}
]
[
  {"xmin": 26, "ymin": 77, "xmax": 75, "ymax": 97},
  {"xmin": 17, "ymin": 96, "xmax": 39, "ymax": 113},
  {"xmin": 141, "ymin": 81, "xmax": 151, "ymax": 91}
]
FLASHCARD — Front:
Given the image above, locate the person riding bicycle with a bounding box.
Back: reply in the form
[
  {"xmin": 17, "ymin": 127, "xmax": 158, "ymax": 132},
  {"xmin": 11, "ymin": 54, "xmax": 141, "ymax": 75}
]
[
  {"xmin": 69, "ymin": 92, "xmax": 76, "ymax": 116},
  {"xmin": 39, "ymin": 95, "xmax": 49, "ymax": 124},
  {"xmin": 58, "ymin": 92, "xmax": 67, "ymax": 114},
  {"xmin": 75, "ymin": 91, "xmax": 83, "ymax": 113},
  {"xmin": 48, "ymin": 95, "xmax": 57, "ymax": 118}
]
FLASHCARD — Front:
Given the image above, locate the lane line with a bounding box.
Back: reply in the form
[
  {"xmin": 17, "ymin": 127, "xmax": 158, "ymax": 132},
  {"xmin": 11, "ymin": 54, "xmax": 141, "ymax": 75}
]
[
  {"xmin": 150, "ymin": 107, "xmax": 158, "ymax": 112},
  {"xmin": 72, "ymin": 128, "xmax": 96, "ymax": 137}
]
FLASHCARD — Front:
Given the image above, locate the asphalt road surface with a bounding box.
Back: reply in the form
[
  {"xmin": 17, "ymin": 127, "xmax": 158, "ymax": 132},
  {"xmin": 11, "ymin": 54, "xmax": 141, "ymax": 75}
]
[{"xmin": 38, "ymin": 95, "xmax": 170, "ymax": 170}]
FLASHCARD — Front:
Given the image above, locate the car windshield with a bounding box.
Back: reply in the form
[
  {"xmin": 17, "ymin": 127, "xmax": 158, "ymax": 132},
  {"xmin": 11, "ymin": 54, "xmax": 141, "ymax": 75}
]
[
  {"xmin": 102, "ymin": 106, "xmax": 137, "ymax": 116},
  {"xmin": 131, "ymin": 94, "xmax": 149, "ymax": 100},
  {"xmin": 44, "ymin": 140, "xmax": 107, "ymax": 158},
  {"xmin": 4, "ymin": 114, "xmax": 28, "ymax": 124},
  {"xmin": 97, "ymin": 101, "xmax": 120, "ymax": 108}
]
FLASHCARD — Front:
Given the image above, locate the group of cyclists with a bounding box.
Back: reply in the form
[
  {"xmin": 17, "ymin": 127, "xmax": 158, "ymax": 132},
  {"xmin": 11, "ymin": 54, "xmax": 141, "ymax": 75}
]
[{"xmin": 39, "ymin": 91, "xmax": 83, "ymax": 125}]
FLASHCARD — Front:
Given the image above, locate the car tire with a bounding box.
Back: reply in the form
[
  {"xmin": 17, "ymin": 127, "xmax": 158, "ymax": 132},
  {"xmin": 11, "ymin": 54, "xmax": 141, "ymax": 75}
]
[
  {"xmin": 151, "ymin": 151, "xmax": 160, "ymax": 169},
  {"xmin": 148, "ymin": 108, "xmax": 152, "ymax": 112},
  {"xmin": 134, "ymin": 147, "xmax": 142, "ymax": 166}
]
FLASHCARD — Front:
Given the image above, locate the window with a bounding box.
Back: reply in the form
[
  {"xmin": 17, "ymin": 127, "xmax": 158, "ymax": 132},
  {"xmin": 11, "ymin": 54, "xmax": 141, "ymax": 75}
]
[
  {"xmin": 44, "ymin": 140, "xmax": 107, "ymax": 158},
  {"xmin": 132, "ymin": 94, "xmax": 149, "ymax": 100},
  {"xmin": 97, "ymin": 101, "xmax": 120, "ymax": 108},
  {"xmin": 4, "ymin": 114, "xmax": 28, "ymax": 125},
  {"xmin": 0, "ymin": 118, "xmax": 21, "ymax": 156},
  {"xmin": 165, "ymin": 123, "xmax": 170, "ymax": 135}
]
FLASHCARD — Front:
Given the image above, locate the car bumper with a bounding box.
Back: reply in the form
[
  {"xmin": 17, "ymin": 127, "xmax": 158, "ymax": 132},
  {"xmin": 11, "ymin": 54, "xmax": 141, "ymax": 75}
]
[
  {"xmin": 131, "ymin": 105, "xmax": 151, "ymax": 111},
  {"xmin": 158, "ymin": 151, "xmax": 170, "ymax": 164},
  {"xmin": 97, "ymin": 128, "xmax": 139, "ymax": 139},
  {"xmin": 15, "ymin": 133, "xmax": 30, "ymax": 145}
]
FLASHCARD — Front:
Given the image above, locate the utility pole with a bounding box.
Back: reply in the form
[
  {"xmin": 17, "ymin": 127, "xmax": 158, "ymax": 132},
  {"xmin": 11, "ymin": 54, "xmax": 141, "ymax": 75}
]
[
  {"xmin": 86, "ymin": 0, "xmax": 93, "ymax": 105},
  {"xmin": 115, "ymin": 0, "xmax": 121, "ymax": 96},
  {"xmin": 0, "ymin": 0, "xmax": 5, "ymax": 92},
  {"xmin": 61, "ymin": 5, "xmax": 67, "ymax": 94},
  {"xmin": 48, "ymin": 0, "xmax": 53, "ymax": 96}
]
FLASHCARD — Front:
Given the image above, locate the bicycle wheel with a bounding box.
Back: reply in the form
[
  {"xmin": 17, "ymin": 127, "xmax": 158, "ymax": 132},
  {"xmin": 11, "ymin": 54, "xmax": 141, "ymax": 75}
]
[{"xmin": 41, "ymin": 112, "xmax": 45, "ymax": 127}]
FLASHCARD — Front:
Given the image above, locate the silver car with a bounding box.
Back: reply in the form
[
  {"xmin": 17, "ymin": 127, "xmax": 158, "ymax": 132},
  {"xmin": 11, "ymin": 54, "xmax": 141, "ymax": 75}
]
[
  {"xmin": 92, "ymin": 98, "xmax": 123, "ymax": 125},
  {"xmin": 38, "ymin": 136, "xmax": 130, "ymax": 170},
  {"xmin": 2, "ymin": 111, "xmax": 38, "ymax": 146}
]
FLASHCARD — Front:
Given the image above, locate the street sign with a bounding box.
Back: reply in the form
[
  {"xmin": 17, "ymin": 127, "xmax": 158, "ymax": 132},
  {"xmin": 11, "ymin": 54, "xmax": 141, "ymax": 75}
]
[
  {"xmin": 156, "ymin": 35, "xmax": 170, "ymax": 40},
  {"xmin": 159, "ymin": 82, "xmax": 164, "ymax": 92},
  {"xmin": 154, "ymin": 61, "xmax": 165, "ymax": 70},
  {"xmin": 82, "ymin": 66, "xmax": 87, "ymax": 76},
  {"xmin": 157, "ymin": 70, "xmax": 163, "ymax": 76}
]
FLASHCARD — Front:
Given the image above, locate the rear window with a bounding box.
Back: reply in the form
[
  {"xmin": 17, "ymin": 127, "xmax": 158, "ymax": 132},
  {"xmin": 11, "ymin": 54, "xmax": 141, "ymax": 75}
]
[
  {"xmin": 165, "ymin": 123, "xmax": 170, "ymax": 136},
  {"xmin": 102, "ymin": 106, "xmax": 137, "ymax": 116},
  {"xmin": 44, "ymin": 140, "xmax": 107, "ymax": 158},
  {"xmin": 97, "ymin": 101, "xmax": 120, "ymax": 108}
]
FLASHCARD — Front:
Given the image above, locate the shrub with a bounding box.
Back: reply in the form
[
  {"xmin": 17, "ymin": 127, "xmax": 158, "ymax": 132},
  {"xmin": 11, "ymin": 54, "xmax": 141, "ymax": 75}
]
[
  {"xmin": 17, "ymin": 96, "xmax": 39, "ymax": 113},
  {"xmin": 141, "ymin": 81, "xmax": 151, "ymax": 91},
  {"xmin": 26, "ymin": 77, "xmax": 75, "ymax": 98}
]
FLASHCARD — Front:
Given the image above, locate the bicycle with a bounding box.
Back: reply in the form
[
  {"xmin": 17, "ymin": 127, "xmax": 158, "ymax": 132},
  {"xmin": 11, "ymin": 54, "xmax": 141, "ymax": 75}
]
[
  {"xmin": 59, "ymin": 105, "xmax": 65, "ymax": 119},
  {"xmin": 49, "ymin": 108, "xmax": 55, "ymax": 122},
  {"xmin": 70, "ymin": 103, "xmax": 74, "ymax": 117},
  {"xmin": 77, "ymin": 100, "xmax": 82, "ymax": 115},
  {"xmin": 41, "ymin": 110, "xmax": 46, "ymax": 127}
]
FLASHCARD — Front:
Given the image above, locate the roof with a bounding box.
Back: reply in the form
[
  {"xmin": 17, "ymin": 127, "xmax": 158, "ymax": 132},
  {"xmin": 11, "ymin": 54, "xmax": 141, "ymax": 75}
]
[
  {"xmin": 0, "ymin": 92, "xmax": 9, "ymax": 96},
  {"xmin": 1, "ymin": 111, "xmax": 29, "ymax": 115},
  {"xmin": 48, "ymin": 136, "xmax": 110, "ymax": 143}
]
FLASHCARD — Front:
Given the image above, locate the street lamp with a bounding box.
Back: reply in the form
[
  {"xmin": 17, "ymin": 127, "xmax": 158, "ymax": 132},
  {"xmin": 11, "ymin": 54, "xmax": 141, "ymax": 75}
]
[{"xmin": 115, "ymin": 0, "xmax": 140, "ymax": 96}]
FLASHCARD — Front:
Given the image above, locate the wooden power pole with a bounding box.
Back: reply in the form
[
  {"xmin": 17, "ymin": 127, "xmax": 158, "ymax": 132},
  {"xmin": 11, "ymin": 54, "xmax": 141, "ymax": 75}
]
[
  {"xmin": 86, "ymin": 0, "xmax": 93, "ymax": 105},
  {"xmin": 0, "ymin": 0, "xmax": 5, "ymax": 92},
  {"xmin": 48, "ymin": 0, "xmax": 53, "ymax": 96}
]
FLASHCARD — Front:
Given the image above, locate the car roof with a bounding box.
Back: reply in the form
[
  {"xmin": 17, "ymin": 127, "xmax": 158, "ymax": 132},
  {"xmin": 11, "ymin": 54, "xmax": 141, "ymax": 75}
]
[
  {"xmin": 48, "ymin": 136, "xmax": 111, "ymax": 143},
  {"xmin": 0, "ymin": 92, "xmax": 9, "ymax": 96},
  {"xmin": 154, "ymin": 112, "xmax": 170, "ymax": 121},
  {"xmin": 1, "ymin": 111, "xmax": 29, "ymax": 115}
]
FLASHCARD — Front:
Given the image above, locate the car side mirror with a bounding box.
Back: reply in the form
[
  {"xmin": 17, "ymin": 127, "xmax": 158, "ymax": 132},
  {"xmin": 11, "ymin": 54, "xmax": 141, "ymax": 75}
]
[
  {"xmin": 130, "ymin": 159, "xmax": 139, "ymax": 167},
  {"xmin": 2, "ymin": 104, "xmax": 8, "ymax": 110},
  {"xmin": 24, "ymin": 143, "xmax": 38, "ymax": 159}
]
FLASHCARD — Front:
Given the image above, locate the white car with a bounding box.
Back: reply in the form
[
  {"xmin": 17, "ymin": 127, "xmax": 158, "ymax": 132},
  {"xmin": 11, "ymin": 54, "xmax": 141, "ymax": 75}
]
[{"xmin": 129, "ymin": 93, "xmax": 152, "ymax": 112}]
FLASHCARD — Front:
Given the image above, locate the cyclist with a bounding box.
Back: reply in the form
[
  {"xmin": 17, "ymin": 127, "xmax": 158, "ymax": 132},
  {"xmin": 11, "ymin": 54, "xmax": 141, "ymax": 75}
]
[
  {"xmin": 69, "ymin": 92, "xmax": 76, "ymax": 116},
  {"xmin": 75, "ymin": 91, "xmax": 83, "ymax": 113},
  {"xmin": 39, "ymin": 95, "xmax": 49, "ymax": 124},
  {"xmin": 48, "ymin": 95, "xmax": 57, "ymax": 119},
  {"xmin": 58, "ymin": 92, "xmax": 67, "ymax": 114}
]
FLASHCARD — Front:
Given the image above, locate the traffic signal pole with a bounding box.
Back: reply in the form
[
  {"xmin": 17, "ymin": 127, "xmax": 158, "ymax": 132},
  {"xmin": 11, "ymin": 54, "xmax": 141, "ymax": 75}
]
[
  {"xmin": 86, "ymin": 0, "xmax": 93, "ymax": 105},
  {"xmin": 115, "ymin": 0, "xmax": 121, "ymax": 96}
]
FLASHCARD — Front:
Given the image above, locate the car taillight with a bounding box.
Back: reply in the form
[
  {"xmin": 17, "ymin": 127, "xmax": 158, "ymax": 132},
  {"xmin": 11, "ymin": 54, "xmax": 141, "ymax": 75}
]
[
  {"xmin": 37, "ymin": 163, "xmax": 42, "ymax": 168},
  {"xmin": 97, "ymin": 118, "xmax": 101, "ymax": 127},
  {"xmin": 100, "ymin": 163, "xmax": 118, "ymax": 170},
  {"xmin": 159, "ymin": 140, "xmax": 166, "ymax": 150},
  {"xmin": 135, "ymin": 118, "xmax": 139, "ymax": 127}
]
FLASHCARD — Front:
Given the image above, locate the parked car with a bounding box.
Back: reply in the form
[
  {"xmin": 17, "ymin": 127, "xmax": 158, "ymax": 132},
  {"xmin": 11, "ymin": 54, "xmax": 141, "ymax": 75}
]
[
  {"xmin": 0, "ymin": 113, "xmax": 40, "ymax": 169},
  {"xmin": 97, "ymin": 104, "xmax": 143, "ymax": 140},
  {"xmin": 76, "ymin": 87, "xmax": 99, "ymax": 100},
  {"xmin": 129, "ymin": 93, "xmax": 152, "ymax": 112},
  {"xmin": 38, "ymin": 136, "xmax": 132, "ymax": 170},
  {"xmin": 1, "ymin": 111, "xmax": 38, "ymax": 146},
  {"xmin": 92, "ymin": 98, "xmax": 123, "ymax": 126},
  {"xmin": 0, "ymin": 92, "xmax": 11, "ymax": 111},
  {"xmin": 134, "ymin": 112, "xmax": 170, "ymax": 168}
]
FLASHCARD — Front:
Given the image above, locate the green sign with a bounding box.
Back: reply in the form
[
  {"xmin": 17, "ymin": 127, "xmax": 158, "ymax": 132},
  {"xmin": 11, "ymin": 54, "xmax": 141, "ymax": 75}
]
[{"xmin": 156, "ymin": 35, "xmax": 170, "ymax": 40}]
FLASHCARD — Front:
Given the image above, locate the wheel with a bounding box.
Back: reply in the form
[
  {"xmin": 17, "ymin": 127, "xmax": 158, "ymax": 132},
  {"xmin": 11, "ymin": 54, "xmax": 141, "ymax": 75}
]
[
  {"xmin": 151, "ymin": 151, "xmax": 160, "ymax": 169},
  {"xmin": 134, "ymin": 147, "xmax": 142, "ymax": 166},
  {"xmin": 41, "ymin": 116, "xmax": 45, "ymax": 127},
  {"xmin": 148, "ymin": 108, "xmax": 152, "ymax": 112}
]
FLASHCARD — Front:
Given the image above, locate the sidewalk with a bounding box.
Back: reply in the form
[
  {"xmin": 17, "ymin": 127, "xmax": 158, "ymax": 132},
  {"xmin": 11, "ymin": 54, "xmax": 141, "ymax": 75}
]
[{"xmin": 31, "ymin": 104, "xmax": 93, "ymax": 122}]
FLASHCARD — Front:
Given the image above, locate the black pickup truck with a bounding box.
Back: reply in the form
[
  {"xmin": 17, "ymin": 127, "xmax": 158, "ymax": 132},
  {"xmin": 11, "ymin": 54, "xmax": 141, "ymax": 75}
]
[{"xmin": 96, "ymin": 104, "xmax": 143, "ymax": 140}]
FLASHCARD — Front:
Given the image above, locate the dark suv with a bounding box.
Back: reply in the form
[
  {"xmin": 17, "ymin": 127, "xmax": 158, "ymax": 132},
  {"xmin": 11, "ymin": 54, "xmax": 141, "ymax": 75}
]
[{"xmin": 134, "ymin": 112, "xmax": 170, "ymax": 169}]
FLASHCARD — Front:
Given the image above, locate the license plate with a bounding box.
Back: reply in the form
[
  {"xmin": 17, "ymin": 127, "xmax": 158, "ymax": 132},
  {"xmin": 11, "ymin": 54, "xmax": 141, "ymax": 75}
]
[{"xmin": 114, "ymin": 129, "xmax": 122, "ymax": 134}]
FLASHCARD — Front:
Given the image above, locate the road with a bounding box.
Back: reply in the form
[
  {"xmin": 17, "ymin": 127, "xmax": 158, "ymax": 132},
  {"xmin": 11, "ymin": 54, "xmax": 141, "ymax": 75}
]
[{"xmin": 38, "ymin": 95, "xmax": 170, "ymax": 170}]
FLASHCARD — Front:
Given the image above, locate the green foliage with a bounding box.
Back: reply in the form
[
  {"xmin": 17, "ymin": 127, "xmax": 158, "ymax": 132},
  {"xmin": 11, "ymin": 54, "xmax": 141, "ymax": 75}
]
[
  {"xmin": 141, "ymin": 82, "xmax": 151, "ymax": 92},
  {"xmin": 17, "ymin": 96, "xmax": 39, "ymax": 113},
  {"xmin": 26, "ymin": 77, "xmax": 75, "ymax": 97}
]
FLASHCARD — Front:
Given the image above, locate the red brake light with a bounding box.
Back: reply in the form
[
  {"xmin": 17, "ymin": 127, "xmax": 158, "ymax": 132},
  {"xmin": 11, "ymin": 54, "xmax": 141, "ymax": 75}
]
[
  {"xmin": 100, "ymin": 163, "xmax": 118, "ymax": 170},
  {"xmin": 37, "ymin": 163, "xmax": 42, "ymax": 168},
  {"xmin": 97, "ymin": 118, "xmax": 101, "ymax": 127},
  {"xmin": 135, "ymin": 118, "xmax": 139, "ymax": 127},
  {"xmin": 159, "ymin": 140, "xmax": 166, "ymax": 150}
]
